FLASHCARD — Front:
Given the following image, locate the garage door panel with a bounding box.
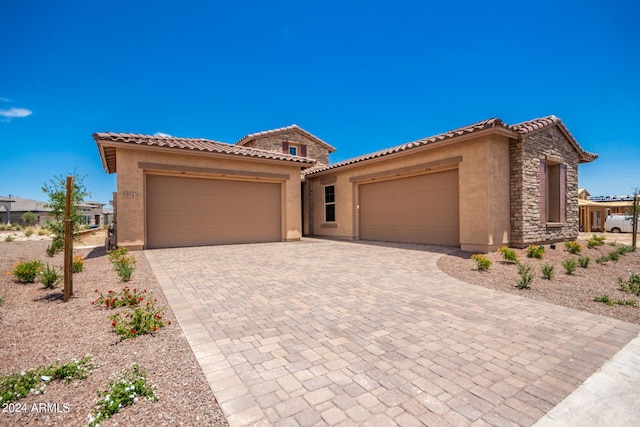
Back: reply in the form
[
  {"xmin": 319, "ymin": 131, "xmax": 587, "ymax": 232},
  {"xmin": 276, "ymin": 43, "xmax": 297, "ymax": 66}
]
[
  {"xmin": 359, "ymin": 170, "xmax": 459, "ymax": 246},
  {"xmin": 146, "ymin": 175, "xmax": 281, "ymax": 248}
]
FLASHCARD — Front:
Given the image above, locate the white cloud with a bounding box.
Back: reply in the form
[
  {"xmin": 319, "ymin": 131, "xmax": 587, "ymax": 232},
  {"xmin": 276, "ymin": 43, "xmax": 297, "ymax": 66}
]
[
  {"xmin": 154, "ymin": 132, "xmax": 172, "ymax": 137},
  {"xmin": 0, "ymin": 97, "xmax": 9, "ymax": 103},
  {"xmin": 0, "ymin": 107, "xmax": 32, "ymax": 119}
]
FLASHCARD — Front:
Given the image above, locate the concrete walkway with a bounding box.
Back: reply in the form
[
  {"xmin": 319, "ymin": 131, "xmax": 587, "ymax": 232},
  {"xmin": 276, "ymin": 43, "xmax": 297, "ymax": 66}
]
[{"xmin": 145, "ymin": 239, "xmax": 640, "ymax": 426}]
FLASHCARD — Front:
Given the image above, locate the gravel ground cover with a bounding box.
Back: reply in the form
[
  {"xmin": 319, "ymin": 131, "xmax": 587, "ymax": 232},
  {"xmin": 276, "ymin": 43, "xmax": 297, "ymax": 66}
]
[
  {"xmin": 438, "ymin": 235, "xmax": 640, "ymax": 324},
  {"xmin": 0, "ymin": 233, "xmax": 227, "ymax": 426}
]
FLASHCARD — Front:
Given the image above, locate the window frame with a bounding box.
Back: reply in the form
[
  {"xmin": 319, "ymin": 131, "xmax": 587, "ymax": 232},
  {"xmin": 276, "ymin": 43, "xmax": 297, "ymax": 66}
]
[
  {"xmin": 324, "ymin": 184, "xmax": 336, "ymax": 223},
  {"xmin": 288, "ymin": 145, "xmax": 298, "ymax": 156},
  {"xmin": 540, "ymin": 159, "xmax": 567, "ymax": 225}
]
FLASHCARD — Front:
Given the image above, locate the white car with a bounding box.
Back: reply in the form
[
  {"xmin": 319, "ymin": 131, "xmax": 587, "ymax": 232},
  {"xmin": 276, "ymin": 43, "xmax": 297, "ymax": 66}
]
[{"xmin": 604, "ymin": 215, "xmax": 634, "ymax": 233}]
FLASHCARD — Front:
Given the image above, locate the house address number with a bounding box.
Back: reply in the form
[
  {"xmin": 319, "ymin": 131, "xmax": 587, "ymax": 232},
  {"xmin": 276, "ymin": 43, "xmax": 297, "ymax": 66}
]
[{"xmin": 123, "ymin": 191, "xmax": 139, "ymax": 198}]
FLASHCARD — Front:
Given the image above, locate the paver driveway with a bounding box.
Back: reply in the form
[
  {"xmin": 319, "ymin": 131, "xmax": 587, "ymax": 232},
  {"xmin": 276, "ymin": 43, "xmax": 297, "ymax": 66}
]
[{"xmin": 145, "ymin": 239, "xmax": 639, "ymax": 426}]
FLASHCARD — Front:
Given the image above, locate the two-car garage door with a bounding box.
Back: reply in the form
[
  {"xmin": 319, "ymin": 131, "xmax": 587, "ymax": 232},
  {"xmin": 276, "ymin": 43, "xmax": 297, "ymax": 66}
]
[
  {"xmin": 146, "ymin": 175, "xmax": 281, "ymax": 249},
  {"xmin": 359, "ymin": 169, "xmax": 459, "ymax": 246}
]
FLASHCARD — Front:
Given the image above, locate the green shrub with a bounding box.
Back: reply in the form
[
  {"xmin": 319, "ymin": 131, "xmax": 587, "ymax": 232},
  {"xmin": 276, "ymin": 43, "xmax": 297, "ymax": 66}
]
[
  {"xmin": 46, "ymin": 238, "xmax": 64, "ymax": 257},
  {"xmin": 516, "ymin": 263, "xmax": 534, "ymax": 289},
  {"xmin": 562, "ymin": 259, "xmax": 577, "ymax": 275},
  {"xmin": 11, "ymin": 260, "xmax": 44, "ymax": 283},
  {"xmin": 115, "ymin": 255, "xmax": 136, "ymax": 282},
  {"xmin": 92, "ymin": 287, "xmax": 149, "ymax": 309},
  {"xmin": 498, "ymin": 246, "xmax": 519, "ymax": 264},
  {"xmin": 21, "ymin": 212, "xmax": 37, "ymax": 227},
  {"xmin": 4, "ymin": 235, "xmax": 14, "ymax": 242},
  {"xmin": 109, "ymin": 304, "xmax": 169, "ymax": 339},
  {"xmin": 593, "ymin": 295, "xmax": 638, "ymax": 307},
  {"xmin": 587, "ymin": 234, "xmax": 606, "ymax": 248},
  {"xmin": 39, "ymin": 264, "xmax": 61, "ymax": 289},
  {"xmin": 0, "ymin": 357, "xmax": 93, "ymax": 404},
  {"xmin": 616, "ymin": 245, "xmax": 634, "ymax": 256},
  {"xmin": 564, "ymin": 241, "xmax": 582, "ymax": 254},
  {"xmin": 578, "ymin": 256, "xmax": 591, "ymax": 268},
  {"xmin": 108, "ymin": 247, "xmax": 129, "ymax": 263},
  {"xmin": 88, "ymin": 365, "xmax": 157, "ymax": 427},
  {"xmin": 593, "ymin": 295, "xmax": 613, "ymax": 306},
  {"xmin": 541, "ymin": 263, "xmax": 554, "ymax": 280},
  {"xmin": 619, "ymin": 271, "xmax": 640, "ymax": 296},
  {"xmin": 608, "ymin": 251, "xmax": 620, "ymax": 262},
  {"xmin": 595, "ymin": 255, "xmax": 609, "ymax": 264},
  {"xmin": 526, "ymin": 245, "xmax": 545, "ymax": 259},
  {"xmin": 471, "ymin": 254, "xmax": 492, "ymax": 271},
  {"xmin": 24, "ymin": 228, "xmax": 34, "ymax": 237},
  {"xmin": 608, "ymin": 241, "xmax": 618, "ymax": 247}
]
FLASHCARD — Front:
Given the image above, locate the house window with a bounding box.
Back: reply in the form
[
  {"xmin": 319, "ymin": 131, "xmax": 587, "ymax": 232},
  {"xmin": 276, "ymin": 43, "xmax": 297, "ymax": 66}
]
[
  {"xmin": 289, "ymin": 145, "xmax": 298, "ymax": 156},
  {"xmin": 539, "ymin": 159, "xmax": 567, "ymax": 224},
  {"xmin": 324, "ymin": 185, "xmax": 335, "ymax": 222}
]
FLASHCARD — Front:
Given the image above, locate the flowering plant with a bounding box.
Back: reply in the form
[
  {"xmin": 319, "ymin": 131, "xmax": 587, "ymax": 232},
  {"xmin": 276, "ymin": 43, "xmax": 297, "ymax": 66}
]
[
  {"xmin": 11, "ymin": 259, "xmax": 44, "ymax": 283},
  {"xmin": 92, "ymin": 287, "xmax": 148, "ymax": 309},
  {"xmin": 88, "ymin": 364, "xmax": 157, "ymax": 427},
  {"xmin": 109, "ymin": 304, "xmax": 170, "ymax": 339}
]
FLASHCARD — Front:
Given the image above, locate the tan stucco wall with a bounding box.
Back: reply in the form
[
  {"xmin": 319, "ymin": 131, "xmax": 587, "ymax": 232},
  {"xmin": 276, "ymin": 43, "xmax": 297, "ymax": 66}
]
[
  {"xmin": 114, "ymin": 147, "xmax": 304, "ymax": 249},
  {"xmin": 306, "ymin": 133, "xmax": 512, "ymax": 252}
]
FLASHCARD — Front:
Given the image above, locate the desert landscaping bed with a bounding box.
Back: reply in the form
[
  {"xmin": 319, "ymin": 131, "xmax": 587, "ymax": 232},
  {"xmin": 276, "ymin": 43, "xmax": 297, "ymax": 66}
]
[
  {"xmin": 438, "ymin": 235, "xmax": 640, "ymax": 325},
  {"xmin": 0, "ymin": 233, "xmax": 227, "ymax": 426}
]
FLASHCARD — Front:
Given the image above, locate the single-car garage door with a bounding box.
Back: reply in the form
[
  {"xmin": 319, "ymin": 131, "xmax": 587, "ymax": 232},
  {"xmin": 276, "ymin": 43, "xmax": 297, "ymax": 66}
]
[
  {"xmin": 146, "ymin": 174, "xmax": 281, "ymax": 248},
  {"xmin": 359, "ymin": 169, "xmax": 459, "ymax": 246}
]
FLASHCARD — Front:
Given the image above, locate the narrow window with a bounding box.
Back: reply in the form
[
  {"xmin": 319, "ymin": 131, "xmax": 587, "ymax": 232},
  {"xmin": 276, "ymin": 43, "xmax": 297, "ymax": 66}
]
[
  {"xmin": 324, "ymin": 185, "xmax": 335, "ymax": 222},
  {"xmin": 540, "ymin": 159, "xmax": 567, "ymax": 223},
  {"xmin": 289, "ymin": 145, "xmax": 298, "ymax": 156}
]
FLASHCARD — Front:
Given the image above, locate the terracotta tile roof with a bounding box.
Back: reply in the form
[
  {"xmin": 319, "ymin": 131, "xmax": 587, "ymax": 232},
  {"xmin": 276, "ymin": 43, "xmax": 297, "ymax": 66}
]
[
  {"xmin": 94, "ymin": 132, "xmax": 316, "ymax": 174},
  {"xmin": 511, "ymin": 115, "xmax": 598, "ymax": 162},
  {"xmin": 236, "ymin": 124, "xmax": 336, "ymax": 152},
  {"xmin": 305, "ymin": 118, "xmax": 510, "ymax": 175}
]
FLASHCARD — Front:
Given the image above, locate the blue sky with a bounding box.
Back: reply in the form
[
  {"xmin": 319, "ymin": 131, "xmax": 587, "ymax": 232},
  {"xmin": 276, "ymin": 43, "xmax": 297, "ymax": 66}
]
[{"xmin": 1, "ymin": 0, "xmax": 638, "ymax": 205}]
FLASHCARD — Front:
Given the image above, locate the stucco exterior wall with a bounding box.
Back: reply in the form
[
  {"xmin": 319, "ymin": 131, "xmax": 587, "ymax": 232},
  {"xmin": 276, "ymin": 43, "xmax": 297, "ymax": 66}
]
[
  {"xmin": 306, "ymin": 133, "xmax": 512, "ymax": 252},
  {"xmin": 244, "ymin": 131, "xmax": 331, "ymax": 164},
  {"xmin": 510, "ymin": 126, "xmax": 580, "ymax": 247},
  {"xmin": 114, "ymin": 147, "xmax": 304, "ymax": 249}
]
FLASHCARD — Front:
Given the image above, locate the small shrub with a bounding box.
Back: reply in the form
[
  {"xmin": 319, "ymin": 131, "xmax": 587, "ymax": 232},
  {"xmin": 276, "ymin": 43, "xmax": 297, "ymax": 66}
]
[
  {"xmin": 616, "ymin": 245, "xmax": 634, "ymax": 256},
  {"xmin": 92, "ymin": 287, "xmax": 149, "ymax": 309},
  {"xmin": 108, "ymin": 247, "xmax": 129, "ymax": 263},
  {"xmin": 46, "ymin": 238, "xmax": 64, "ymax": 257},
  {"xmin": 593, "ymin": 295, "xmax": 613, "ymax": 306},
  {"xmin": 578, "ymin": 256, "xmax": 591, "ymax": 268},
  {"xmin": 39, "ymin": 264, "xmax": 61, "ymax": 289},
  {"xmin": 109, "ymin": 304, "xmax": 170, "ymax": 339},
  {"xmin": 72, "ymin": 255, "xmax": 84, "ymax": 273},
  {"xmin": 564, "ymin": 241, "xmax": 582, "ymax": 254},
  {"xmin": 498, "ymin": 246, "xmax": 519, "ymax": 264},
  {"xmin": 24, "ymin": 228, "xmax": 34, "ymax": 237},
  {"xmin": 88, "ymin": 365, "xmax": 157, "ymax": 427},
  {"xmin": 11, "ymin": 260, "xmax": 44, "ymax": 283},
  {"xmin": 527, "ymin": 245, "xmax": 545, "ymax": 259},
  {"xmin": 619, "ymin": 271, "xmax": 640, "ymax": 296},
  {"xmin": 562, "ymin": 259, "xmax": 577, "ymax": 275},
  {"xmin": 37, "ymin": 228, "xmax": 49, "ymax": 236},
  {"xmin": 516, "ymin": 263, "xmax": 534, "ymax": 289},
  {"xmin": 471, "ymin": 254, "xmax": 492, "ymax": 271},
  {"xmin": 541, "ymin": 263, "xmax": 554, "ymax": 280},
  {"xmin": 115, "ymin": 255, "xmax": 136, "ymax": 282},
  {"xmin": 0, "ymin": 356, "xmax": 93, "ymax": 404},
  {"xmin": 608, "ymin": 251, "xmax": 620, "ymax": 262},
  {"xmin": 587, "ymin": 234, "xmax": 606, "ymax": 248},
  {"xmin": 4, "ymin": 235, "xmax": 14, "ymax": 242},
  {"xmin": 595, "ymin": 255, "xmax": 609, "ymax": 264},
  {"xmin": 608, "ymin": 241, "xmax": 618, "ymax": 247},
  {"xmin": 21, "ymin": 212, "xmax": 37, "ymax": 227},
  {"xmin": 593, "ymin": 295, "xmax": 638, "ymax": 307}
]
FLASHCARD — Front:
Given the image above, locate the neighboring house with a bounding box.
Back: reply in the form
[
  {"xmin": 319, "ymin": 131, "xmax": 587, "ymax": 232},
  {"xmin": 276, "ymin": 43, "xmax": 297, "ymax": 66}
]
[
  {"xmin": 94, "ymin": 115, "xmax": 597, "ymax": 252},
  {"xmin": 0, "ymin": 197, "xmax": 52, "ymax": 226},
  {"xmin": 578, "ymin": 190, "xmax": 634, "ymax": 232},
  {"xmin": 79, "ymin": 201, "xmax": 106, "ymax": 227}
]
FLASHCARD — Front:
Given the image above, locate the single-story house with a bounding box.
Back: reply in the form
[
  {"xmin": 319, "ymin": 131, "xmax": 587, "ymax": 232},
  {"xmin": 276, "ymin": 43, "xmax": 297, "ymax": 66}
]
[
  {"xmin": 0, "ymin": 197, "xmax": 52, "ymax": 226},
  {"xmin": 94, "ymin": 115, "xmax": 597, "ymax": 252},
  {"xmin": 578, "ymin": 189, "xmax": 635, "ymax": 232}
]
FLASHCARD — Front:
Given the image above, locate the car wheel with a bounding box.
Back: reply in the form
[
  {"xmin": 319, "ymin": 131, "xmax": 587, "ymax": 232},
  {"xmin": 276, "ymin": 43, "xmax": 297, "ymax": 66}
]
[{"xmin": 611, "ymin": 227, "xmax": 621, "ymax": 233}]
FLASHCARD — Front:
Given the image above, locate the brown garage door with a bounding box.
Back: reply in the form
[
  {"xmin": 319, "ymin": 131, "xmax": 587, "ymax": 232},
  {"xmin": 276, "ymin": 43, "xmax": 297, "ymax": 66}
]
[
  {"xmin": 146, "ymin": 175, "xmax": 281, "ymax": 248},
  {"xmin": 359, "ymin": 169, "xmax": 459, "ymax": 246}
]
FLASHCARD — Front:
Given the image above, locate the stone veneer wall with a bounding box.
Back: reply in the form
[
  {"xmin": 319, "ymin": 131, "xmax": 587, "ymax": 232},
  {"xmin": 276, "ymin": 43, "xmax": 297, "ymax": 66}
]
[
  {"xmin": 510, "ymin": 126, "xmax": 579, "ymax": 247},
  {"xmin": 243, "ymin": 131, "xmax": 330, "ymax": 164}
]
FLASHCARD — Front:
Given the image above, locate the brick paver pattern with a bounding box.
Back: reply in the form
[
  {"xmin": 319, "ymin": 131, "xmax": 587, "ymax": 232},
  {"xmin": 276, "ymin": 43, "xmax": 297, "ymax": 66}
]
[{"xmin": 145, "ymin": 239, "xmax": 640, "ymax": 427}]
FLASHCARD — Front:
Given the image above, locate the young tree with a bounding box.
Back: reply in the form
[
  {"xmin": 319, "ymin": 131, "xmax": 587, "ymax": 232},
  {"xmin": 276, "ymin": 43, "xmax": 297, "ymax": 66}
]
[
  {"xmin": 41, "ymin": 172, "xmax": 91, "ymax": 253},
  {"xmin": 21, "ymin": 211, "xmax": 37, "ymax": 226}
]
